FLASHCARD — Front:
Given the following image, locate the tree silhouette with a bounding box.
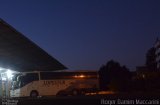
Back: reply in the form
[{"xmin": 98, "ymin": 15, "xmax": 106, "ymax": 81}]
[{"xmin": 98, "ymin": 60, "xmax": 131, "ymax": 91}]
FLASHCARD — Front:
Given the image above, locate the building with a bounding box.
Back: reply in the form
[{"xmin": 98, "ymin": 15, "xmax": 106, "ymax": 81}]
[
  {"xmin": 136, "ymin": 38, "xmax": 158, "ymax": 72},
  {"xmin": 146, "ymin": 47, "xmax": 156, "ymax": 71}
]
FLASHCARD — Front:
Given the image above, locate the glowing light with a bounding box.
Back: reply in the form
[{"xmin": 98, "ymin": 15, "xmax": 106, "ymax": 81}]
[
  {"xmin": 79, "ymin": 74, "xmax": 85, "ymax": 78},
  {"xmin": 74, "ymin": 74, "xmax": 85, "ymax": 78},
  {"xmin": 7, "ymin": 69, "xmax": 13, "ymax": 79},
  {"xmin": 142, "ymin": 74, "xmax": 145, "ymax": 78},
  {"xmin": 0, "ymin": 67, "xmax": 5, "ymax": 71},
  {"xmin": 74, "ymin": 75, "xmax": 78, "ymax": 78},
  {"xmin": 85, "ymin": 91, "xmax": 115, "ymax": 96}
]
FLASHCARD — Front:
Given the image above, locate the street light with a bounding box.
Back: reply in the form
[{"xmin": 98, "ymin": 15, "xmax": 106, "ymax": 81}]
[{"xmin": 6, "ymin": 69, "xmax": 13, "ymax": 79}]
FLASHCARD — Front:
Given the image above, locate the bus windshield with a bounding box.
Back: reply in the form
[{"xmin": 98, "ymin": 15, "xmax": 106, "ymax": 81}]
[{"xmin": 11, "ymin": 73, "xmax": 39, "ymax": 90}]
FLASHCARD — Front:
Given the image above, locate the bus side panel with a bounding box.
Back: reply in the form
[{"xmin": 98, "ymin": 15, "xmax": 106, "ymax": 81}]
[{"xmin": 38, "ymin": 79, "xmax": 76, "ymax": 96}]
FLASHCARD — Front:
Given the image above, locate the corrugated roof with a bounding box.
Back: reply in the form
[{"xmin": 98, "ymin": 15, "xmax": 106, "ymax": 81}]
[{"xmin": 0, "ymin": 19, "xmax": 67, "ymax": 72}]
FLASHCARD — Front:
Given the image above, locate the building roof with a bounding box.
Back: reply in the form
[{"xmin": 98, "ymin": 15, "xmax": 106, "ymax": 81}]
[{"xmin": 0, "ymin": 19, "xmax": 67, "ymax": 72}]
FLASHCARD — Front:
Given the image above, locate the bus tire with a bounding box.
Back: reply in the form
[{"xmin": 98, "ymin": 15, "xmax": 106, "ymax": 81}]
[
  {"xmin": 30, "ymin": 90, "xmax": 39, "ymax": 98},
  {"xmin": 56, "ymin": 90, "xmax": 67, "ymax": 96}
]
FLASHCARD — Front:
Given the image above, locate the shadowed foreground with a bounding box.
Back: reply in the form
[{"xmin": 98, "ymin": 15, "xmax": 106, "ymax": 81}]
[{"xmin": 1, "ymin": 93, "xmax": 160, "ymax": 105}]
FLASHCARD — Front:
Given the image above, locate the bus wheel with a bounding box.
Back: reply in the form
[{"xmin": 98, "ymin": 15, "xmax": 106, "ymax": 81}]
[
  {"xmin": 30, "ymin": 90, "xmax": 39, "ymax": 98},
  {"xmin": 56, "ymin": 90, "xmax": 67, "ymax": 96},
  {"xmin": 72, "ymin": 89, "xmax": 79, "ymax": 96}
]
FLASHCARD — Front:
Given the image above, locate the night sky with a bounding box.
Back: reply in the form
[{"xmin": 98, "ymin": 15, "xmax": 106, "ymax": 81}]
[{"xmin": 0, "ymin": 0, "xmax": 160, "ymax": 71}]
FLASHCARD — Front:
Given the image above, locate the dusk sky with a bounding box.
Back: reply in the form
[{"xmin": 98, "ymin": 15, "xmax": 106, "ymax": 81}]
[{"xmin": 0, "ymin": 0, "xmax": 160, "ymax": 71}]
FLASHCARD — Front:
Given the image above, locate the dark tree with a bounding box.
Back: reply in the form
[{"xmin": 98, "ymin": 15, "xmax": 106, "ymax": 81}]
[
  {"xmin": 98, "ymin": 64, "xmax": 109, "ymax": 90},
  {"xmin": 98, "ymin": 60, "xmax": 131, "ymax": 91},
  {"xmin": 146, "ymin": 47, "xmax": 157, "ymax": 71}
]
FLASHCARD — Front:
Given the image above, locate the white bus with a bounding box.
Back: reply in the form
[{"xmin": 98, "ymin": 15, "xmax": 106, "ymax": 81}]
[{"xmin": 10, "ymin": 71, "xmax": 99, "ymax": 97}]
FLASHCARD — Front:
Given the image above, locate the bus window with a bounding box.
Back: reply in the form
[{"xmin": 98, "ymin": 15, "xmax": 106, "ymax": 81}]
[{"xmin": 16, "ymin": 73, "xmax": 39, "ymax": 88}]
